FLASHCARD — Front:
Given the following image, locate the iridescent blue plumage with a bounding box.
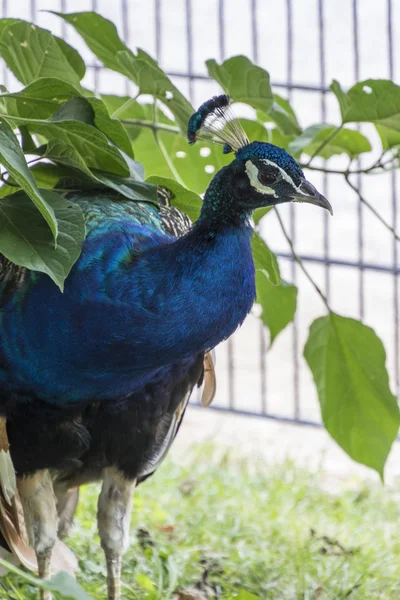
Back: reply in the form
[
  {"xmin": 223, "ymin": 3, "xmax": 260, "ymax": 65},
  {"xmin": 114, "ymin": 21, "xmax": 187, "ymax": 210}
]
[{"xmin": 236, "ymin": 141, "xmax": 305, "ymax": 186}]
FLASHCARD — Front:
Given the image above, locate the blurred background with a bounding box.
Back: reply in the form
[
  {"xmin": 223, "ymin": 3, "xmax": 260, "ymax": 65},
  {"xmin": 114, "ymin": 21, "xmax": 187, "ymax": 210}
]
[{"xmin": 2, "ymin": 0, "xmax": 400, "ymax": 481}]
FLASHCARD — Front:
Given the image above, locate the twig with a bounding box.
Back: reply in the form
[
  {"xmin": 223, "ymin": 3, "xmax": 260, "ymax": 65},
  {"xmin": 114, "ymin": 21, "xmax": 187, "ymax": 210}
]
[
  {"xmin": 120, "ymin": 118, "xmax": 180, "ymax": 135},
  {"xmin": 345, "ymin": 174, "xmax": 400, "ymax": 242},
  {"xmin": 274, "ymin": 207, "xmax": 330, "ymax": 309},
  {"xmin": 305, "ymin": 125, "xmax": 343, "ymax": 167},
  {"xmin": 151, "ymin": 102, "xmax": 185, "ymax": 186},
  {"xmin": 110, "ymin": 92, "xmax": 140, "ymax": 119}
]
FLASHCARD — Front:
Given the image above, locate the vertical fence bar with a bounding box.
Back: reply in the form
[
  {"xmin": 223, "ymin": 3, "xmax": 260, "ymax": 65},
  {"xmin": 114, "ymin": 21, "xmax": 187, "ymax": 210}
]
[
  {"xmin": 217, "ymin": 0, "xmax": 235, "ymax": 409},
  {"xmin": 30, "ymin": 0, "xmax": 36, "ymax": 21},
  {"xmin": 185, "ymin": 0, "xmax": 194, "ymax": 101},
  {"xmin": 251, "ymin": 0, "xmax": 259, "ymax": 64},
  {"xmin": 387, "ymin": 0, "xmax": 399, "ymax": 396},
  {"xmin": 121, "ymin": 0, "xmax": 130, "ymax": 95},
  {"xmin": 286, "ymin": 0, "xmax": 300, "ymax": 420},
  {"xmin": 1, "ymin": 0, "xmax": 7, "ymax": 88},
  {"xmin": 318, "ymin": 0, "xmax": 330, "ymax": 301},
  {"xmin": 352, "ymin": 0, "xmax": 364, "ymax": 320},
  {"xmin": 250, "ymin": 0, "xmax": 267, "ymax": 414},
  {"xmin": 155, "ymin": 0, "xmax": 162, "ymax": 61}
]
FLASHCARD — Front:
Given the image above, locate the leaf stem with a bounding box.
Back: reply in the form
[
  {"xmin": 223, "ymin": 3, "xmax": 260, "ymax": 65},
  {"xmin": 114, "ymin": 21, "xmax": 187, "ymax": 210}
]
[
  {"xmin": 305, "ymin": 124, "xmax": 343, "ymax": 166},
  {"xmin": 151, "ymin": 102, "xmax": 186, "ymax": 187},
  {"xmin": 344, "ymin": 174, "xmax": 400, "ymax": 242},
  {"xmin": 121, "ymin": 118, "xmax": 180, "ymax": 135},
  {"xmin": 274, "ymin": 207, "xmax": 330, "ymax": 310},
  {"xmin": 110, "ymin": 92, "xmax": 140, "ymax": 119}
]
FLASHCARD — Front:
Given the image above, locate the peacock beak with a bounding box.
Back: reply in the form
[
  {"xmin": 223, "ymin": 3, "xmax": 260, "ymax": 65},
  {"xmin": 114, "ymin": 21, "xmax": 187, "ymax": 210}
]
[{"xmin": 292, "ymin": 179, "xmax": 333, "ymax": 215}]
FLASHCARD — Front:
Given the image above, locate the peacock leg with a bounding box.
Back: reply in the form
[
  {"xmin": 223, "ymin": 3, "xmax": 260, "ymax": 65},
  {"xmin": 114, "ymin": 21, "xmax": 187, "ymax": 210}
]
[
  {"xmin": 54, "ymin": 484, "xmax": 79, "ymax": 539},
  {"xmin": 18, "ymin": 470, "xmax": 58, "ymax": 600},
  {"xmin": 97, "ymin": 468, "xmax": 136, "ymax": 600}
]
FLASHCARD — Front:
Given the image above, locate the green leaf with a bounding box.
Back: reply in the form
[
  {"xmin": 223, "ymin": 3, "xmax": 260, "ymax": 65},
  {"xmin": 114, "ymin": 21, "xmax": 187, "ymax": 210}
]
[
  {"xmin": 331, "ymin": 79, "xmax": 400, "ymax": 132},
  {"xmin": 253, "ymin": 206, "xmax": 272, "ymax": 225},
  {"xmin": 0, "ymin": 78, "xmax": 83, "ymax": 120},
  {"xmin": 206, "ymin": 56, "xmax": 273, "ymax": 113},
  {"xmin": 0, "ymin": 117, "xmax": 58, "ymax": 237},
  {"xmin": 39, "ymin": 139, "xmax": 94, "ymax": 178},
  {"xmin": 289, "ymin": 124, "xmax": 371, "ymax": 159},
  {"xmin": 0, "ymin": 21, "xmax": 83, "ymax": 86},
  {"xmin": 4, "ymin": 99, "xmax": 130, "ymax": 177},
  {"xmin": 256, "ymin": 272, "xmax": 297, "ymax": 344},
  {"xmin": 94, "ymin": 172, "xmax": 158, "ymax": 206},
  {"xmin": 51, "ymin": 11, "xmax": 127, "ymax": 73},
  {"xmin": 54, "ymin": 12, "xmax": 194, "ymax": 133},
  {"xmin": 375, "ymin": 124, "xmax": 400, "ymax": 150},
  {"xmin": 251, "ymin": 232, "xmax": 280, "ymax": 286},
  {"xmin": 261, "ymin": 94, "xmax": 302, "ymax": 136},
  {"xmin": 236, "ymin": 591, "xmax": 260, "ymax": 600},
  {"xmin": 101, "ymin": 95, "xmax": 145, "ymax": 140},
  {"xmin": 146, "ymin": 175, "xmax": 202, "ymax": 222},
  {"xmin": 0, "ymin": 189, "xmax": 85, "ymax": 290},
  {"xmin": 304, "ymin": 312, "xmax": 400, "ymax": 478},
  {"xmin": 88, "ymin": 97, "xmax": 134, "ymax": 158},
  {"xmin": 55, "ymin": 37, "xmax": 86, "ymax": 81},
  {"xmin": 0, "ymin": 559, "xmax": 94, "ymax": 599}
]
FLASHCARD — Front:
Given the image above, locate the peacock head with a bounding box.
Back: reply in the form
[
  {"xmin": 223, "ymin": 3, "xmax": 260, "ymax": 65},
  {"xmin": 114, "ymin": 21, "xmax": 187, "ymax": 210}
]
[{"xmin": 188, "ymin": 95, "xmax": 332, "ymax": 217}]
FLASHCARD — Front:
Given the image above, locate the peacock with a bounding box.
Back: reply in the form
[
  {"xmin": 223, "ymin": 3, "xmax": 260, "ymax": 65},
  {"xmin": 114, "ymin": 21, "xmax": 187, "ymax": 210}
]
[{"xmin": 0, "ymin": 95, "xmax": 331, "ymax": 600}]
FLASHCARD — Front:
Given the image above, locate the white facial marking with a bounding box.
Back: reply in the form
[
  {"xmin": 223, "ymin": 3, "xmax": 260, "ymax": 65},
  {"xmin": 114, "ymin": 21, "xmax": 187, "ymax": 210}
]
[
  {"xmin": 245, "ymin": 158, "xmax": 307, "ymax": 196},
  {"xmin": 245, "ymin": 160, "xmax": 277, "ymax": 197}
]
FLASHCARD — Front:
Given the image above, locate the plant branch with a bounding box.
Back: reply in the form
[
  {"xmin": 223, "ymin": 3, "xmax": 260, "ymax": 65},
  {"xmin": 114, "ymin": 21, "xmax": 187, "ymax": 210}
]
[
  {"xmin": 121, "ymin": 118, "xmax": 180, "ymax": 135},
  {"xmin": 151, "ymin": 102, "xmax": 185, "ymax": 186},
  {"xmin": 110, "ymin": 92, "xmax": 140, "ymax": 119},
  {"xmin": 274, "ymin": 207, "xmax": 330, "ymax": 309},
  {"xmin": 344, "ymin": 174, "xmax": 400, "ymax": 242},
  {"xmin": 305, "ymin": 125, "xmax": 343, "ymax": 167}
]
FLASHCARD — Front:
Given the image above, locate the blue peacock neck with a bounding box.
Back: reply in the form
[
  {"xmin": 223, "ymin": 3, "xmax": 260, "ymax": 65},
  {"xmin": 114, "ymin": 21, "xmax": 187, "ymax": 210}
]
[{"xmin": 196, "ymin": 165, "xmax": 252, "ymax": 231}]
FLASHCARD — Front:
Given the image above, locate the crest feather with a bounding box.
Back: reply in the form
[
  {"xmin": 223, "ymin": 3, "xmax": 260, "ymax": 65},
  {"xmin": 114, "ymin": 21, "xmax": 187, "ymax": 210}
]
[{"xmin": 187, "ymin": 95, "xmax": 249, "ymax": 153}]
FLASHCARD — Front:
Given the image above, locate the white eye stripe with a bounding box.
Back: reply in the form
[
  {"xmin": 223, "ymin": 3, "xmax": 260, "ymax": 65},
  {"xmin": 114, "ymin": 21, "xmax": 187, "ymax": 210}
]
[{"xmin": 245, "ymin": 160, "xmax": 278, "ymax": 197}]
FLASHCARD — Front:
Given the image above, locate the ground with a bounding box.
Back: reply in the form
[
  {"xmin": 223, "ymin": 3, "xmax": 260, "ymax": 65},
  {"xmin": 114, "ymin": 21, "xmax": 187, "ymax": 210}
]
[{"xmin": 1, "ymin": 409, "xmax": 400, "ymax": 599}]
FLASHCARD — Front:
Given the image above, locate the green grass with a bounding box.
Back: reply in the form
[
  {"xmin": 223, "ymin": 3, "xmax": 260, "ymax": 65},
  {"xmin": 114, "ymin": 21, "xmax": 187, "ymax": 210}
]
[{"xmin": 2, "ymin": 446, "xmax": 400, "ymax": 599}]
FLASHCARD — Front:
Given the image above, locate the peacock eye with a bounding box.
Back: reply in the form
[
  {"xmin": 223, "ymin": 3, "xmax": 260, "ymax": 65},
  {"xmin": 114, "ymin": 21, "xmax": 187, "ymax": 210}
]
[{"xmin": 258, "ymin": 169, "xmax": 280, "ymax": 186}]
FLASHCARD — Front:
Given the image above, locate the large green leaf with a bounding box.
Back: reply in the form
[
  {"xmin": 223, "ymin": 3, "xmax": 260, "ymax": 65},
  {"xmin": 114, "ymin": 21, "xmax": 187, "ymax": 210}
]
[
  {"xmin": 304, "ymin": 312, "xmax": 400, "ymax": 478},
  {"xmin": 251, "ymin": 232, "xmax": 280, "ymax": 286},
  {"xmin": 289, "ymin": 124, "xmax": 371, "ymax": 159},
  {"xmin": 4, "ymin": 99, "xmax": 130, "ymax": 177},
  {"xmin": 0, "ymin": 189, "xmax": 85, "ymax": 290},
  {"xmin": 0, "ymin": 80, "xmax": 134, "ymax": 157},
  {"xmin": 88, "ymin": 97, "xmax": 134, "ymax": 158},
  {"xmin": 331, "ymin": 79, "xmax": 400, "ymax": 132},
  {"xmin": 0, "ymin": 20, "xmax": 83, "ymax": 86},
  {"xmin": 256, "ymin": 272, "xmax": 297, "ymax": 345},
  {"xmin": 258, "ymin": 94, "xmax": 302, "ymax": 136},
  {"xmin": 0, "ymin": 78, "xmax": 82, "ymax": 120},
  {"xmin": 94, "ymin": 172, "xmax": 158, "ymax": 205},
  {"xmin": 375, "ymin": 124, "xmax": 400, "ymax": 150},
  {"xmin": 0, "ymin": 118, "xmax": 58, "ymax": 237},
  {"xmin": 146, "ymin": 175, "xmax": 202, "ymax": 222},
  {"xmin": 54, "ymin": 12, "xmax": 194, "ymax": 133},
  {"xmin": 206, "ymin": 56, "xmax": 273, "ymax": 113}
]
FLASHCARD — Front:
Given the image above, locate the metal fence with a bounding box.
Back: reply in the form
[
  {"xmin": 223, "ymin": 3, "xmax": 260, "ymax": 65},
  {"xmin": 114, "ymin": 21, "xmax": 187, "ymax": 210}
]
[{"xmin": 1, "ymin": 0, "xmax": 399, "ymax": 429}]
